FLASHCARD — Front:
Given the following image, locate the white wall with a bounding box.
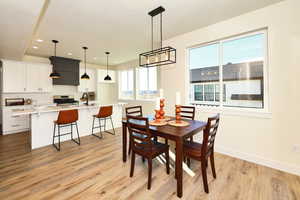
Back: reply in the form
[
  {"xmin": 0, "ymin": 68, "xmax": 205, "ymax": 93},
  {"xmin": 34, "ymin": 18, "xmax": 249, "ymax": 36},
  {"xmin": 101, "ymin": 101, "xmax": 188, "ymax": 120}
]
[{"xmin": 161, "ymin": 0, "xmax": 300, "ymax": 175}]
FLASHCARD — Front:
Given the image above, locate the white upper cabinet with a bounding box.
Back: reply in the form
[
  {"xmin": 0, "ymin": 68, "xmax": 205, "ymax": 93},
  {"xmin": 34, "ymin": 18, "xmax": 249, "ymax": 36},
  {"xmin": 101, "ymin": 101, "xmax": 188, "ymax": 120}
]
[
  {"xmin": 1, "ymin": 60, "xmax": 53, "ymax": 93},
  {"xmin": 2, "ymin": 60, "xmax": 26, "ymax": 93},
  {"xmin": 78, "ymin": 68, "xmax": 96, "ymax": 92},
  {"xmin": 97, "ymin": 69, "xmax": 116, "ymax": 83},
  {"xmin": 26, "ymin": 63, "xmax": 53, "ymax": 93}
]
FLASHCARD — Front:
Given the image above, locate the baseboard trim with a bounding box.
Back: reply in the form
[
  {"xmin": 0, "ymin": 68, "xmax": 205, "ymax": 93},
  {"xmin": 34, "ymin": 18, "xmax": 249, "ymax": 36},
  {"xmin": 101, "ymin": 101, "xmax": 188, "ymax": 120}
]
[{"xmin": 215, "ymin": 145, "xmax": 300, "ymax": 176}]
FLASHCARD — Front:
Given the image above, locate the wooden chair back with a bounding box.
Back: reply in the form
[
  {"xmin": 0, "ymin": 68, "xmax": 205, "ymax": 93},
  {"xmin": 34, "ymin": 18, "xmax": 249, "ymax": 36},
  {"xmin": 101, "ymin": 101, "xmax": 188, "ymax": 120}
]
[
  {"xmin": 180, "ymin": 106, "xmax": 195, "ymax": 120},
  {"xmin": 126, "ymin": 115, "xmax": 152, "ymax": 151},
  {"xmin": 97, "ymin": 106, "xmax": 113, "ymax": 118},
  {"xmin": 201, "ymin": 114, "xmax": 220, "ymax": 158},
  {"xmin": 125, "ymin": 106, "xmax": 143, "ymax": 117},
  {"xmin": 57, "ymin": 109, "xmax": 78, "ymax": 124}
]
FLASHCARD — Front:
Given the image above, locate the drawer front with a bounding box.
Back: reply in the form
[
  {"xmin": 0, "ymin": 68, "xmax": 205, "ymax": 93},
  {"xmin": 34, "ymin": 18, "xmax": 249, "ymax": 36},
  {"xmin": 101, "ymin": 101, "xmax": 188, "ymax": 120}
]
[{"xmin": 3, "ymin": 114, "xmax": 29, "ymax": 131}]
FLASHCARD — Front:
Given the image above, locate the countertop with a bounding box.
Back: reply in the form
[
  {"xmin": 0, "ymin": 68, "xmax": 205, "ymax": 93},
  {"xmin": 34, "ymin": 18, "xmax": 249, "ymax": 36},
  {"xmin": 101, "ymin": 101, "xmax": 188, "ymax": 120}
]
[{"xmin": 11, "ymin": 103, "xmax": 127, "ymax": 116}]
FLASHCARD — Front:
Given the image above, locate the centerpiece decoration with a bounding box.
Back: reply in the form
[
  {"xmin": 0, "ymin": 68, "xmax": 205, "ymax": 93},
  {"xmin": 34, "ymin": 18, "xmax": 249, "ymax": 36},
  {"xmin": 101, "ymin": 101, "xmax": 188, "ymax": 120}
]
[{"xmin": 168, "ymin": 92, "xmax": 189, "ymax": 127}]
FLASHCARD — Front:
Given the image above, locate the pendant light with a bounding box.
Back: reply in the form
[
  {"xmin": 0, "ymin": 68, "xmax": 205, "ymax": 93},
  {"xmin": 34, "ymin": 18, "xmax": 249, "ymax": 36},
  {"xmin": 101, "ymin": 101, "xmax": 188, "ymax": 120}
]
[
  {"xmin": 81, "ymin": 47, "xmax": 90, "ymax": 80},
  {"xmin": 49, "ymin": 40, "xmax": 61, "ymax": 79},
  {"xmin": 139, "ymin": 6, "xmax": 176, "ymax": 68},
  {"xmin": 104, "ymin": 52, "xmax": 112, "ymax": 81}
]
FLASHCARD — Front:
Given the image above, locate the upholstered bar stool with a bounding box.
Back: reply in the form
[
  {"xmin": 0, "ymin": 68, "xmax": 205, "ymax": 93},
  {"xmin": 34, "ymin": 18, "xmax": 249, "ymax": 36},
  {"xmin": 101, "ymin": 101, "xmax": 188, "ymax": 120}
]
[
  {"xmin": 52, "ymin": 109, "xmax": 81, "ymax": 151},
  {"xmin": 92, "ymin": 105, "xmax": 115, "ymax": 139}
]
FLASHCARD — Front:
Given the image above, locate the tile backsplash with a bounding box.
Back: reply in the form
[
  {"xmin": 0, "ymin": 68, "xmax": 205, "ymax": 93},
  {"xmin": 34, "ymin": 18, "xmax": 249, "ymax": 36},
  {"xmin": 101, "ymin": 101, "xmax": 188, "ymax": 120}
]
[{"xmin": 1, "ymin": 85, "xmax": 84, "ymax": 106}]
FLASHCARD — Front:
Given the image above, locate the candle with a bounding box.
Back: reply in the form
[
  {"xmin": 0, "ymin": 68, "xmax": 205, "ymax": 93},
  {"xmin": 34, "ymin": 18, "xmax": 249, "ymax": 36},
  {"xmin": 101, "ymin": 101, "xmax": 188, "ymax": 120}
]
[
  {"xmin": 159, "ymin": 89, "xmax": 164, "ymax": 99},
  {"xmin": 155, "ymin": 97, "xmax": 160, "ymax": 110},
  {"xmin": 176, "ymin": 92, "xmax": 181, "ymax": 105}
]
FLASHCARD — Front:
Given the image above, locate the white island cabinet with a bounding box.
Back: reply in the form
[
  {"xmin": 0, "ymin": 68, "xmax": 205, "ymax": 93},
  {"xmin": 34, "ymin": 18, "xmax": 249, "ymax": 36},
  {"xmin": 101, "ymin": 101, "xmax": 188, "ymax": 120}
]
[{"xmin": 12, "ymin": 103, "xmax": 125, "ymax": 150}]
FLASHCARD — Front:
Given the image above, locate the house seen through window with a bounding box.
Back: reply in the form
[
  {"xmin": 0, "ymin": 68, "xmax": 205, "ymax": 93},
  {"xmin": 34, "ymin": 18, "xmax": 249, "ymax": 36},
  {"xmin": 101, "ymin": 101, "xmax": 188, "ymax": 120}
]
[{"xmin": 189, "ymin": 31, "xmax": 266, "ymax": 109}]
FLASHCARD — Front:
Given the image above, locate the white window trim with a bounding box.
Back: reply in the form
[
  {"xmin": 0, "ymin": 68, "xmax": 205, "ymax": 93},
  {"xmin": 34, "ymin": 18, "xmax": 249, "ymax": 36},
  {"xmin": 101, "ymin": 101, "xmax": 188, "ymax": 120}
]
[
  {"xmin": 118, "ymin": 69, "xmax": 134, "ymax": 100},
  {"xmin": 185, "ymin": 29, "xmax": 271, "ymax": 118},
  {"xmin": 118, "ymin": 67, "xmax": 158, "ymax": 101}
]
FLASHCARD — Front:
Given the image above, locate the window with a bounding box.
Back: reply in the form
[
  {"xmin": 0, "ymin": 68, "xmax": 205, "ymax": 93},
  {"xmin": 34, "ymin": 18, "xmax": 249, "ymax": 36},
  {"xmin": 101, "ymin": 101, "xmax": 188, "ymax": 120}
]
[
  {"xmin": 118, "ymin": 70, "xmax": 134, "ymax": 99},
  {"xmin": 136, "ymin": 67, "xmax": 158, "ymax": 100},
  {"xmin": 189, "ymin": 30, "xmax": 267, "ymax": 109}
]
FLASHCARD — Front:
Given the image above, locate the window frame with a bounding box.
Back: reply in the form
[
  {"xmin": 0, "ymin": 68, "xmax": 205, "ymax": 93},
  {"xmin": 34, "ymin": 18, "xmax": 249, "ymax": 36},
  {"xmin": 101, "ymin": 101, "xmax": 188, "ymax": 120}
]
[
  {"xmin": 186, "ymin": 29, "xmax": 270, "ymax": 116},
  {"xmin": 136, "ymin": 67, "xmax": 158, "ymax": 100},
  {"xmin": 118, "ymin": 67, "xmax": 158, "ymax": 101},
  {"xmin": 118, "ymin": 69, "xmax": 135, "ymax": 100}
]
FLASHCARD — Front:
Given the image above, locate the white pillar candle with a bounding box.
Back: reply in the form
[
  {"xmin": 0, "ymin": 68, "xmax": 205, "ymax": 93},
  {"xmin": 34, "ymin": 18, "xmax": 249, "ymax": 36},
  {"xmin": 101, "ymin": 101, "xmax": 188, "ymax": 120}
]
[
  {"xmin": 159, "ymin": 89, "xmax": 164, "ymax": 99},
  {"xmin": 176, "ymin": 92, "xmax": 181, "ymax": 105},
  {"xmin": 155, "ymin": 97, "xmax": 160, "ymax": 110}
]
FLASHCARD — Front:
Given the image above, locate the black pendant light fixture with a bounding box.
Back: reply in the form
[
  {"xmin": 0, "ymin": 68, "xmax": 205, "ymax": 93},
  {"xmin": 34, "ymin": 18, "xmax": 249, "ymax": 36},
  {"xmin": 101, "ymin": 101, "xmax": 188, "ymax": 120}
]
[
  {"xmin": 104, "ymin": 52, "xmax": 112, "ymax": 81},
  {"xmin": 81, "ymin": 47, "xmax": 90, "ymax": 80},
  {"xmin": 49, "ymin": 40, "xmax": 61, "ymax": 79},
  {"xmin": 139, "ymin": 6, "xmax": 176, "ymax": 68}
]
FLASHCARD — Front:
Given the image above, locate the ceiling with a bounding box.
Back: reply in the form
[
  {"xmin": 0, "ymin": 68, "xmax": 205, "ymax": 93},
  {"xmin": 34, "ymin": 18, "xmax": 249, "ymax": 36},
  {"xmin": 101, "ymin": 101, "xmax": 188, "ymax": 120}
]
[{"xmin": 1, "ymin": 0, "xmax": 283, "ymax": 65}]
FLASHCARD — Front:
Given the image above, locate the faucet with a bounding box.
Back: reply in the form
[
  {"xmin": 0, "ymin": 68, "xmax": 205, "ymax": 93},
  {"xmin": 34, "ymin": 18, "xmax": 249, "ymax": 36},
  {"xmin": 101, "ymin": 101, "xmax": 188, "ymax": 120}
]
[{"xmin": 81, "ymin": 92, "xmax": 89, "ymax": 106}]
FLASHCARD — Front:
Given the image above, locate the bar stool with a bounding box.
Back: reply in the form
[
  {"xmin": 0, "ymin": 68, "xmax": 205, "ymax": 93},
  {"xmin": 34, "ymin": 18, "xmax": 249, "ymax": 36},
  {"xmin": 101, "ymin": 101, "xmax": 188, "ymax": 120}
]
[
  {"xmin": 92, "ymin": 105, "xmax": 115, "ymax": 139},
  {"xmin": 52, "ymin": 109, "xmax": 80, "ymax": 151}
]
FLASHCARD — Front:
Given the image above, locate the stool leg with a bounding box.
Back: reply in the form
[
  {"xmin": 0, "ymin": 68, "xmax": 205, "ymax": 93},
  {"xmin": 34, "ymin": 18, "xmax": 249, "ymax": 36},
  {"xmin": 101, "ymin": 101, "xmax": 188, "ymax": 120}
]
[
  {"xmin": 92, "ymin": 116, "xmax": 95, "ymax": 135},
  {"xmin": 110, "ymin": 116, "xmax": 115, "ymax": 135},
  {"xmin": 52, "ymin": 123, "xmax": 60, "ymax": 151},
  {"xmin": 58, "ymin": 125, "xmax": 61, "ymax": 151},
  {"xmin": 99, "ymin": 118, "xmax": 103, "ymax": 138},
  {"xmin": 104, "ymin": 116, "xmax": 115, "ymax": 135},
  {"xmin": 52, "ymin": 123, "xmax": 56, "ymax": 146},
  {"xmin": 92, "ymin": 117, "xmax": 103, "ymax": 139},
  {"xmin": 71, "ymin": 123, "xmax": 73, "ymax": 140},
  {"xmin": 75, "ymin": 122, "xmax": 80, "ymax": 145}
]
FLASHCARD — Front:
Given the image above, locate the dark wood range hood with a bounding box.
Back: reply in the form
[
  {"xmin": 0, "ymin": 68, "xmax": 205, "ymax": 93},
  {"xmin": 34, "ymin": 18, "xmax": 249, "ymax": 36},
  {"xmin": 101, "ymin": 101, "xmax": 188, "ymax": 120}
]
[{"xmin": 49, "ymin": 56, "xmax": 80, "ymax": 86}]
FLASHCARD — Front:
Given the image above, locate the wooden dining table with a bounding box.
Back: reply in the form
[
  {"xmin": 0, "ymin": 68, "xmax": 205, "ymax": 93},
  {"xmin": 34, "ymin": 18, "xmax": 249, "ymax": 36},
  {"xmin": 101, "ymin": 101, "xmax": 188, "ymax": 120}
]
[{"xmin": 122, "ymin": 116, "xmax": 207, "ymax": 198}]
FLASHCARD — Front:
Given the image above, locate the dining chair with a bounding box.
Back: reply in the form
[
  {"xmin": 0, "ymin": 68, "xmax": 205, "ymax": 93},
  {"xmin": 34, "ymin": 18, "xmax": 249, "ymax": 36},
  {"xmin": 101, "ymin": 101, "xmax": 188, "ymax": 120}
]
[
  {"xmin": 127, "ymin": 115, "xmax": 170, "ymax": 190},
  {"xmin": 125, "ymin": 106, "xmax": 143, "ymax": 117},
  {"xmin": 125, "ymin": 106, "xmax": 143, "ymax": 155},
  {"xmin": 165, "ymin": 105, "xmax": 196, "ymax": 145},
  {"xmin": 183, "ymin": 114, "xmax": 220, "ymax": 193}
]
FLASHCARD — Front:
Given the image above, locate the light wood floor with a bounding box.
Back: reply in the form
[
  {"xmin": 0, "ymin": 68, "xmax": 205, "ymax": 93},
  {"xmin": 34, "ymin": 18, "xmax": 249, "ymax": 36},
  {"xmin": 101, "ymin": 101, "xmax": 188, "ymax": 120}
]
[{"xmin": 0, "ymin": 130, "xmax": 299, "ymax": 200}]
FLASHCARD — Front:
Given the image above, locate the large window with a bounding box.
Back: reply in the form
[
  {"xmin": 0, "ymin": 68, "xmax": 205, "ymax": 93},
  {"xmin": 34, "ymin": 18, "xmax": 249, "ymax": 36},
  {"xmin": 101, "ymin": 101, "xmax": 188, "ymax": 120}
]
[
  {"xmin": 136, "ymin": 67, "xmax": 158, "ymax": 100},
  {"xmin": 119, "ymin": 70, "xmax": 134, "ymax": 99},
  {"xmin": 189, "ymin": 30, "xmax": 267, "ymax": 109},
  {"xmin": 118, "ymin": 67, "xmax": 158, "ymax": 100}
]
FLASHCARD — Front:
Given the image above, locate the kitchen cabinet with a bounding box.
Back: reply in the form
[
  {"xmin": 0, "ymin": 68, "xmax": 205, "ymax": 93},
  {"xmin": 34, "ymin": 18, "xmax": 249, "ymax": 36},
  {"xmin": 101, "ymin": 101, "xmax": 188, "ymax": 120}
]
[
  {"xmin": 26, "ymin": 63, "xmax": 53, "ymax": 92},
  {"xmin": 2, "ymin": 106, "xmax": 30, "ymax": 135},
  {"xmin": 97, "ymin": 69, "xmax": 116, "ymax": 83},
  {"xmin": 2, "ymin": 60, "xmax": 26, "ymax": 93},
  {"xmin": 78, "ymin": 68, "xmax": 96, "ymax": 92},
  {"xmin": 1, "ymin": 60, "xmax": 53, "ymax": 93}
]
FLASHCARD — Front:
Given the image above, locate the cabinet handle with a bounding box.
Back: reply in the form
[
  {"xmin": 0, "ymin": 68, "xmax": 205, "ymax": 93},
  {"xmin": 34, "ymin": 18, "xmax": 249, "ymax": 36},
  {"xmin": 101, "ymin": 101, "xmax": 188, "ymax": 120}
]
[
  {"xmin": 12, "ymin": 124, "xmax": 20, "ymax": 127},
  {"xmin": 12, "ymin": 115, "xmax": 20, "ymax": 118}
]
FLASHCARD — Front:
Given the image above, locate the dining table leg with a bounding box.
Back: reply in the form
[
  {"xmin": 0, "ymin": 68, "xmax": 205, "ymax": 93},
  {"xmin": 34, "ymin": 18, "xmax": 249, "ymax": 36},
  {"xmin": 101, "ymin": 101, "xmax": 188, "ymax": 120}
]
[
  {"xmin": 122, "ymin": 122, "xmax": 127, "ymax": 162},
  {"xmin": 175, "ymin": 138, "xmax": 183, "ymax": 198}
]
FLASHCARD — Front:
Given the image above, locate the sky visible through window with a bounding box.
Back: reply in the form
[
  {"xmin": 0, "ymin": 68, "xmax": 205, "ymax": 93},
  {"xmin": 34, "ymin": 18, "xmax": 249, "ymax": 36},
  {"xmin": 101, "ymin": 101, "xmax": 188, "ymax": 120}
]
[{"xmin": 189, "ymin": 33, "xmax": 264, "ymax": 69}]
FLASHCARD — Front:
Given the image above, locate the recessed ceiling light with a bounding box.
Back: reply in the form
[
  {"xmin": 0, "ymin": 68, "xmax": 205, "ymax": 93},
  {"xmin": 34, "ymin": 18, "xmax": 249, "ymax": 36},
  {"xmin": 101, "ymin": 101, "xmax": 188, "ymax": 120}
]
[
  {"xmin": 67, "ymin": 52, "xmax": 72, "ymax": 55},
  {"xmin": 36, "ymin": 39, "xmax": 43, "ymax": 42},
  {"xmin": 32, "ymin": 46, "xmax": 38, "ymax": 49}
]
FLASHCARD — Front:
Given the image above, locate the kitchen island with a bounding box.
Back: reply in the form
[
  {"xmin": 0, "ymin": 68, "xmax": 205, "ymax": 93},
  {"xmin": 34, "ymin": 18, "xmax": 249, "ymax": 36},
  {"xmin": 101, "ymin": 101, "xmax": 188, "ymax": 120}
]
[{"xmin": 12, "ymin": 103, "xmax": 125, "ymax": 150}]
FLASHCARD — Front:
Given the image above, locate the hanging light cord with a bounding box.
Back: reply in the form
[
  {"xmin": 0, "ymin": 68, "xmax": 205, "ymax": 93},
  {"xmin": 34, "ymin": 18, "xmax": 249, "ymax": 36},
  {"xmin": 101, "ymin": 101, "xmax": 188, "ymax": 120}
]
[
  {"xmin": 54, "ymin": 42, "xmax": 57, "ymax": 57},
  {"xmin": 84, "ymin": 48, "xmax": 87, "ymax": 73},
  {"xmin": 106, "ymin": 53, "xmax": 109, "ymax": 74},
  {"xmin": 151, "ymin": 16, "xmax": 153, "ymax": 51},
  {"xmin": 160, "ymin": 13, "xmax": 163, "ymax": 49}
]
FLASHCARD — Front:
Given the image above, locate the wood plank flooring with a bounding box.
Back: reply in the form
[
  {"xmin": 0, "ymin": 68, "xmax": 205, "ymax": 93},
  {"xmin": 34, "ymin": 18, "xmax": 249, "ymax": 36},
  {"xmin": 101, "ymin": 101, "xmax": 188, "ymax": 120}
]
[{"xmin": 0, "ymin": 130, "xmax": 299, "ymax": 200}]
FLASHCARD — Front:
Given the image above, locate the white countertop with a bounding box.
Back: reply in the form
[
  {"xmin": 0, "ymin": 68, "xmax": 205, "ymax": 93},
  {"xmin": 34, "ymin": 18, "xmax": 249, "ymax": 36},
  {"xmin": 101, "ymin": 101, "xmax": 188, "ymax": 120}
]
[{"xmin": 11, "ymin": 103, "xmax": 127, "ymax": 116}]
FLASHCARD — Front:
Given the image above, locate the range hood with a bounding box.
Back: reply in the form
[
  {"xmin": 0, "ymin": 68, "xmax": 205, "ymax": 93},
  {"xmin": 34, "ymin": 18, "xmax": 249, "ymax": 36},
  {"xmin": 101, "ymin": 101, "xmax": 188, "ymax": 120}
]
[{"xmin": 49, "ymin": 56, "xmax": 80, "ymax": 86}]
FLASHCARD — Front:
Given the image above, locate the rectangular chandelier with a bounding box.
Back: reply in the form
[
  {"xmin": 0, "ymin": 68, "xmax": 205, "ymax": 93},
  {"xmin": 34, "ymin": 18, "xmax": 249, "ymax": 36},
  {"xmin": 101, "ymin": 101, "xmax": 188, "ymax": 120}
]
[
  {"xmin": 139, "ymin": 6, "xmax": 176, "ymax": 68},
  {"xmin": 139, "ymin": 46, "xmax": 176, "ymax": 67}
]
